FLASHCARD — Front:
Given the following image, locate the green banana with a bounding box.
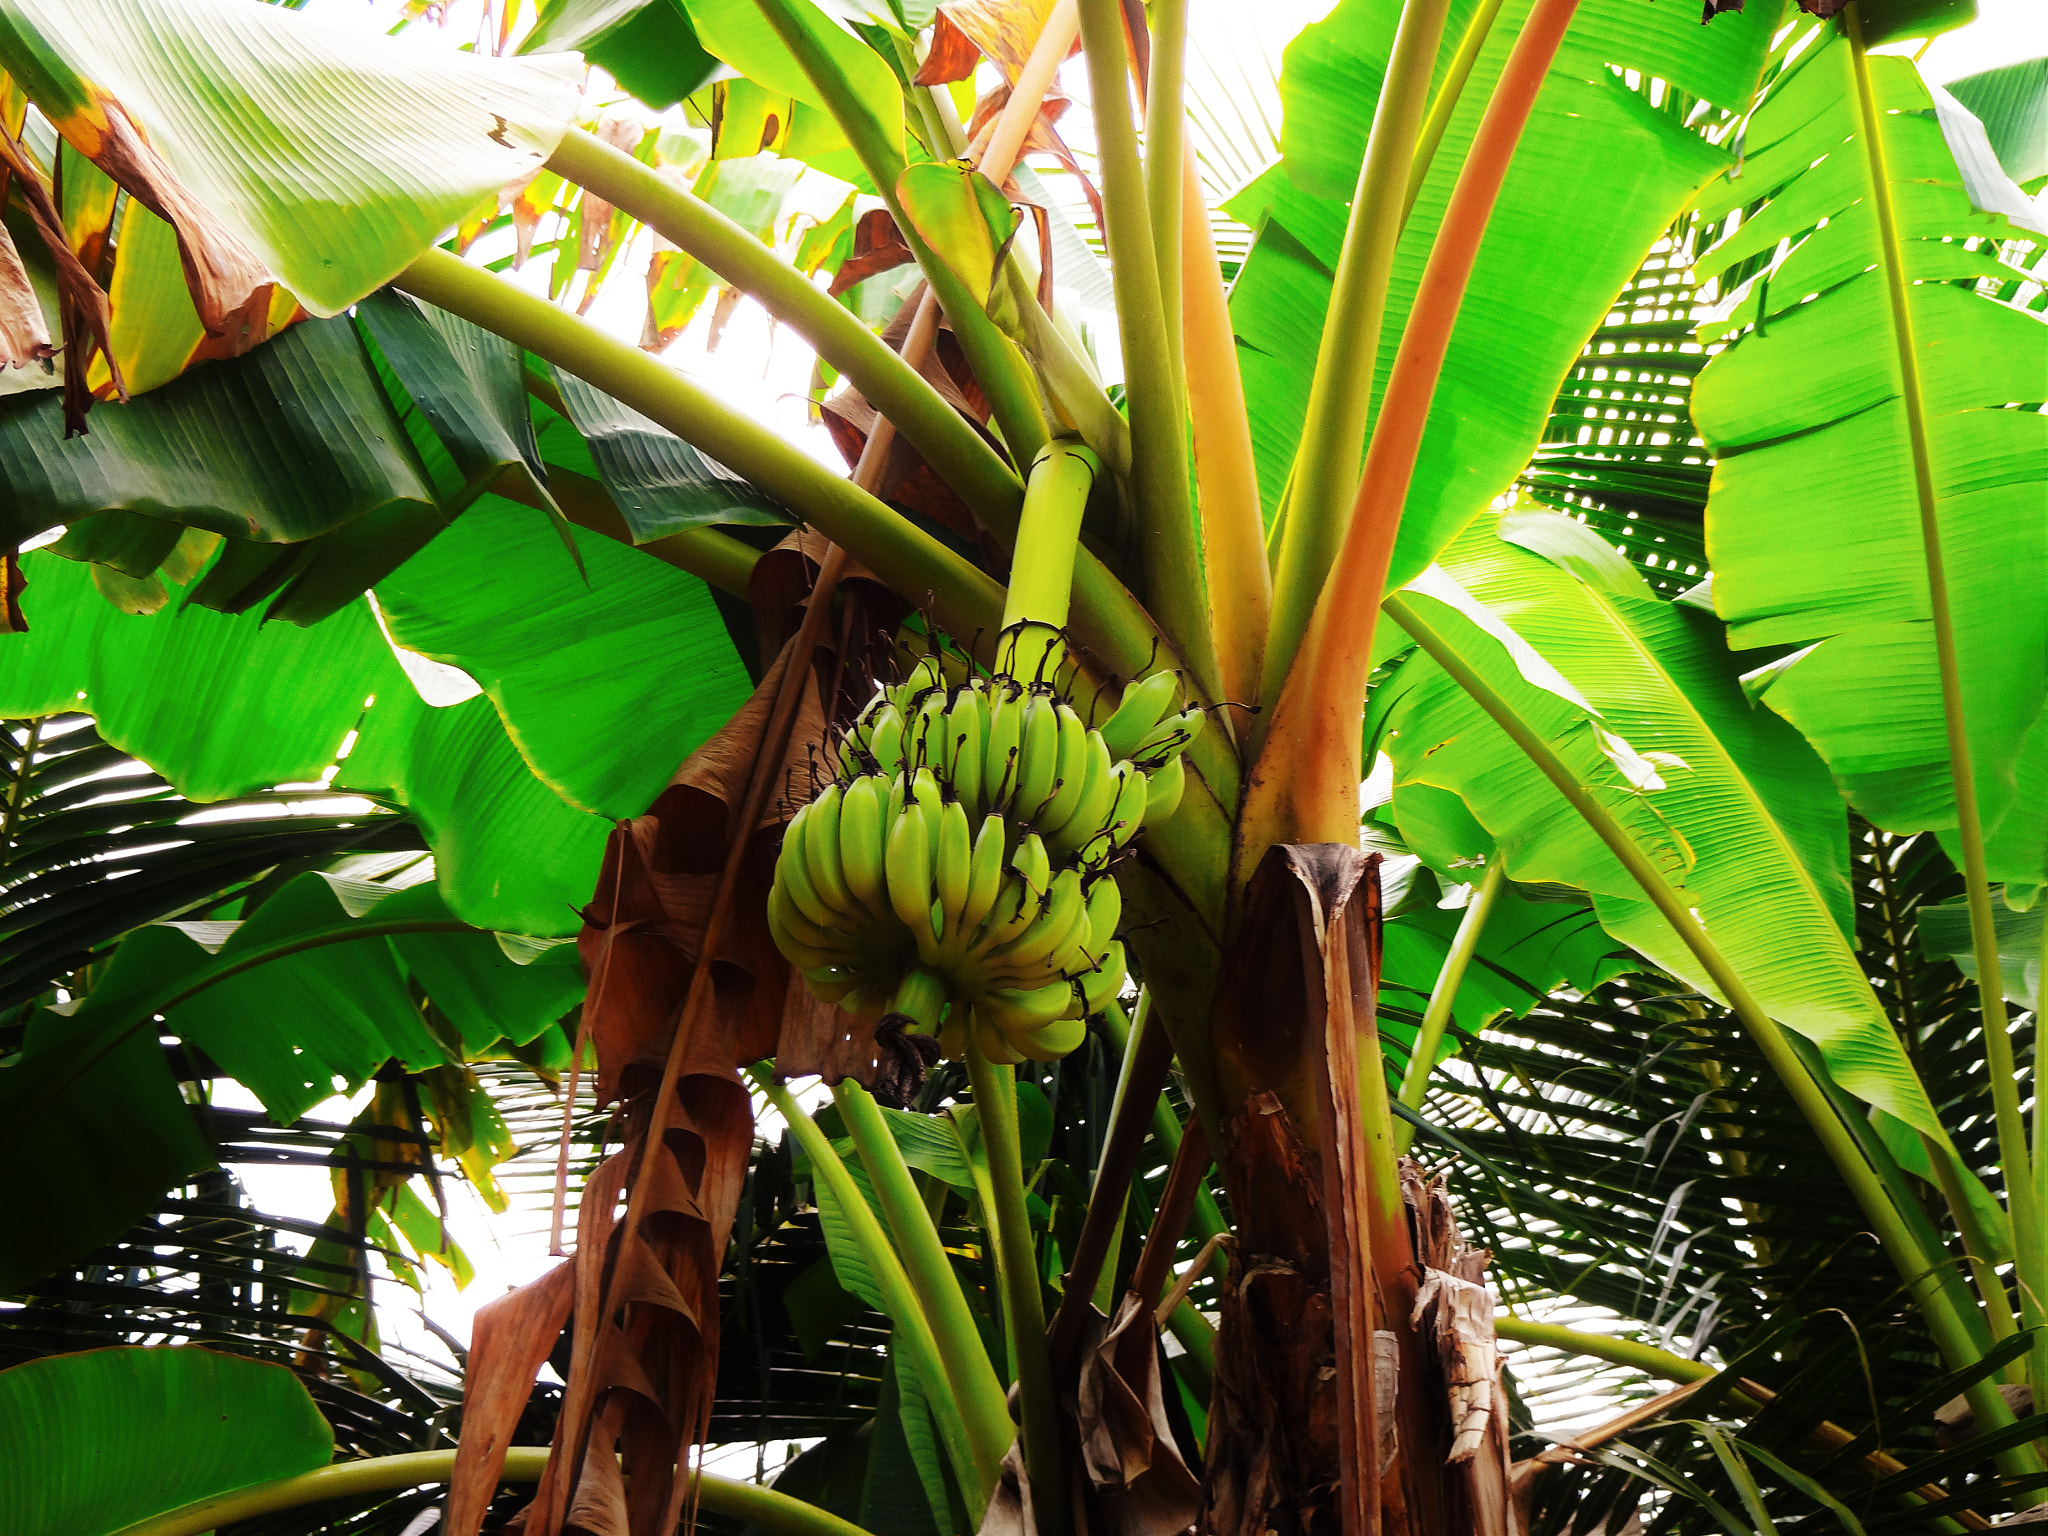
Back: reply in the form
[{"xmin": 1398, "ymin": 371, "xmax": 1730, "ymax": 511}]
[
  {"xmin": 1097, "ymin": 670, "xmax": 1180, "ymax": 760},
  {"xmin": 1011, "ymin": 830, "xmax": 1051, "ymax": 897},
  {"xmin": 1133, "ymin": 705, "xmax": 1204, "ymax": 766},
  {"xmin": 868, "ymin": 703, "xmax": 906, "ymax": 778},
  {"xmin": 983, "ymin": 686, "xmax": 1022, "ymax": 813},
  {"xmin": 1079, "ymin": 942, "xmax": 1126, "ymax": 1014},
  {"xmin": 1143, "ymin": 754, "xmax": 1186, "ymax": 826},
  {"xmin": 989, "ymin": 866, "xmax": 1086, "ymax": 978},
  {"xmin": 935, "ymin": 798, "xmax": 973, "ymax": 943},
  {"xmin": 1032, "ymin": 704, "xmax": 1090, "ymax": 834},
  {"xmin": 803, "ymin": 783, "xmax": 856, "ymax": 918},
  {"xmin": 804, "ymin": 963, "xmax": 860, "ymax": 1003},
  {"xmin": 972, "ymin": 1017, "xmax": 1030, "ymax": 1065},
  {"xmin": 1042, "ymin": 731, "xmax": 1115, "ymax": 858},
  {"xmin": 885, "ymin": 806, "xmax": 935, "ymax": 936},
  {"xmin": 947, "ymin": 687, "xmax": 986, "ymax": 820},
  {"xmin": 1006, "ymin": 1012, "xmax": 1088, "ymax": 1062},
  {"xmin": 838, "ymin": 775, "xmax": 887, "ymax": 913},
  {"xmin": 1013, "ymin": 694, "xmax": 1060, "ymax": 821},
  {"xmin": 978, "ymin": 979, "xmax": 1075, "ymax": 1033},
  {"xmin": 1103, "ymin": 763, "xmax": 1149, "ymax": 850},
  {"xmin": 958, "ymin": 813, "xmax": 1007, "ymax": 940},
  {"xmin": 776, "ymin": 826, "xmax": 840, "ymax": 932}
]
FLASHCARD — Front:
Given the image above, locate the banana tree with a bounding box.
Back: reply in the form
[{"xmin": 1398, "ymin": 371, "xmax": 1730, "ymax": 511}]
[{"xmin": 0, "ymin": 0, "xmax": 2042, "ymax": 1531}]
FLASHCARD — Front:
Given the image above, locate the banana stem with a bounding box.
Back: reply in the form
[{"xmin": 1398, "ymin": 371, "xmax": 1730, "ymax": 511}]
[
  {"xmin": 750, "ymin": 0, "xmax": 1049, "ymax": 468},
  {"xmin": 1099, "ymin": 990, "xmax": 1226, "ymax": 1240},
  {"xmin": 1143, "ymin": 0, "xmax": 1189, "ymax": 411},
  {"xmin": 1259, "ymin": 0, "xmax": 1455, "ymax": 722},
  {"xmin": 1401, "ymin": 0, "xmax": 1510, "ymax": 222},
  {"xmin": 1239, "ymin": 0, "xmax": 1581, "ymax": 862},
  {"xmin": 1074, "ymin": 0, "xmax": 1221, "ymax": 708},
  {"xmin": 967, "ymin": 1040, "xmax": 1066, "ymax": 1536},
  {"xmin": 392, "ymin": 249, "xmax": 1007, "ymax": 648},
  {"xmin": 1000, "ymin": 440, "xmax": 1103, "ymax": 683},
  {"xmin": 1393, "ymin": 857, "xmax": 1505, "ymax": 1148},
  {"xmin": 754, "ymin": 1068, "xmax": 1011, "ymax": 1504}
]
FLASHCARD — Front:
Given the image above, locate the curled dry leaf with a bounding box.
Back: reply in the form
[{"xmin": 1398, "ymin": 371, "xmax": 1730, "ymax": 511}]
[
  {"xmin": 447, "ymin": 1259, "xmax": 575, "ymax": 1536},
  {"xmin": 0, "ymin": 221, "xmax": 54, "ymax": 369},
  {"xmin": 935, "ymin": 0, "xmax": 1072, "ymax": 84},
  {"xmin": 1074, "ymin": 1292, "xmax": 1204, "ymax": 1536},
  {"xmin": 577, "ymin": 114, "xmax": 643, "ymax": 274},
  {"xmin": 0, "ymin": 121, "xmax": 124, "ymax": 433}
]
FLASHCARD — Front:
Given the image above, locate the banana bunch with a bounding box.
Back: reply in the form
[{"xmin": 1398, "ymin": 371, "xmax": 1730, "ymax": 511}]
[{"xmin": 769, "ymin": 641, "xmax": 1203, "ymax": 1065}]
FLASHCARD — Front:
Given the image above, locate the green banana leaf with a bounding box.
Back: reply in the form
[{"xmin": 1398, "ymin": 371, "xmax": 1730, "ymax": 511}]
[
  {"xmin": 0, "ymin": 867, "xmax": 585, "ymax": 1287},
  {"xmin": 1920, "ymin": 887, "xmax": 2045, "ymax": 1012},
  {"xmin": 548, "ymin": 366, "xmax": 789, "ymax": 539},
  {"xmin": 0, "ymin": 315, "xmax": 439, "ymax": 580},
  {"xmin": 679, "ymin": 0, "xmax": 904, "ymax": 160},
  {"xmin": 1945, "ymin": 55, "xmax": 2048, "ymax": 188},
  {"xmin": 372, "ymin": 501, "xmax": 754, "ymax": 821},
  {"xmin": 0, "ymin": 1346, "xmax": 333, "ymax": 1533},
  {"xmin": 1375, "ymin": 508, "xmax": 1946, "ymax": 1137},
  {"xmin": 0, "ymin": 548, "xmax": 607, "ymax": 935},
  {"xmin": 523, "ymin": 0, "xmax": 722, "ymax": 110},
  {"xmin": 1377, "ymin": 875, "xmax": 1635, "ymax": 1051},
  {"xmin": 1691, "ymin": 27, "xmax": 2048, "ymax": 890},
  {"xmin": 0, "ymin": 0, "xmax": 581, "ymax": 330},
  {"xmin": 1227, "ymin": 0, "xmax": 1779, "ymax": 578}
]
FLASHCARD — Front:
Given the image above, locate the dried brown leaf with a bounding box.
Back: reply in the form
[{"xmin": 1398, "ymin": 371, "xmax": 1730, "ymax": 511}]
[{"xmin": 448, "ymin": 1260, "xmax": 576, "ymax": 1536}]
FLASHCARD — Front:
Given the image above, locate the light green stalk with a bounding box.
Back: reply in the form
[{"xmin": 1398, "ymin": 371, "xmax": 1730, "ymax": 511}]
[
  {"xmin": 753, "ymin": 1069, "xmax": 1010, "ymax": 1503},
  {"xmin": 1383, "ymin": 590, "xmax": 2034, "ymax": 1471},
  {"xmin": 1842, "ymin": 2, "xmax": 2046, "ymax": 1402},
  {"xmin": 750, "ymin": 0, "xmax": 1049, "ymax": 468},
  {"xmin": 545, "ymin": 127, "xmax": 1025, "ymax": 522},
  {"xmin": 1100, "ymin": 993, "xmax": 1226, "ymax": 1241},
  {"xmin": 114, "ymin": 1448, "xmax": 870, "ymax": 1536},
  {"xmin": 1393, "ymin": 856, "xmax": 1505, "ymax": 1150},
  {"xmin": 1145, "ymin": 0, "xmax": 1189, "ymax": 410},
  {"xmin": 1074, "ymin": 0, "xmax": 1221, "ymax": 708},
  {"xmin": 1258, "ymin": 0, "xmax": 1456, "ymax": 721},
  {"xmin": 393, "ymin": 248, "xmax": 1007, "ymax": 651},
  {"xmin": 832, "ymin": 1079, "xmax": 1015, "ymax": 1454},
  {"xmin": 967, "ymin": 1042, "xmax": 1065, "ymax": 1536},
  {"xmin": 1402, "ymin": 0, "xmax": 1510, "ymax": 221}
]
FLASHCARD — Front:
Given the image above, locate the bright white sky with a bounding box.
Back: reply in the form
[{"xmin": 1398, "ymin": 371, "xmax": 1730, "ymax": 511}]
[{"xmin": 217, "ymin": 0, "xmax": 2047, "ymax": 1458}]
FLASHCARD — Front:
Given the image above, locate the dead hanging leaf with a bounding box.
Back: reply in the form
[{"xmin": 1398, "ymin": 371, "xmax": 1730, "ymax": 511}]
[
  {"xmin": 915, "ymin": 10, "xmax": 985, "ymax": 85},
  {"xmin": 976, "ymin": 1439, "xmax": 1038, "ymax": 1536},
  {"xmin": 936, "ymin": 0, "xmax": 1072, "ymax": 83},
  {"xmin": 0, "ymin": 121, "xmax": 124, "ymax": 434},
  {"xmin": 578, "ymin": 114, "xmax": 643, "ymax": 275},
  {"xmin": 464, "ymin": 550, "xmax": 905, "ymax": 1536},
  {"xmin": 79, "ymin": 101, "xmax": 273, "ymax": 350},
  {"xmin": 0, "ymin": 221, "xmax": 54, "ymax": 369},
  {"xmin": 1, "ymin": 553, "xmax": 26, "ymax": 633},
  {"xmin": 1074, "ymin": 1293, "xmax": 1204, "ymax": 1536},
  {"xmin": 827, "ymin": 209, "xmax": 917, "ymax": 298},
  {"xmin": 1698, "ymin": 0, "xmax": 1746, "ymax": 18},
  {"xmin": 447, "ymin": 1260, "xmax": 576, "ymax": 1536}
]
